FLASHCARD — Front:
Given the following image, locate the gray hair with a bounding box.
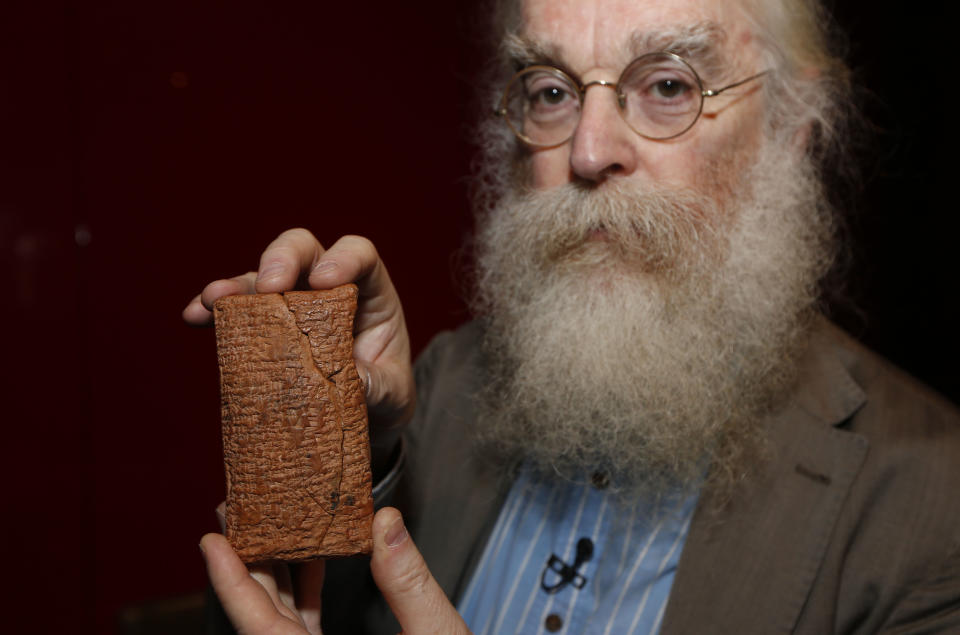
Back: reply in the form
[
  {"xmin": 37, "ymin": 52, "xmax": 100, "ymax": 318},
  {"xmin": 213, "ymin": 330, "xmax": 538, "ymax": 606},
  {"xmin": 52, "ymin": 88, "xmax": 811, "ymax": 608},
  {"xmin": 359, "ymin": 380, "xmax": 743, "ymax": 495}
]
[{"xmin": 736, "ymin": 0, "xmax": 854, "ymax": 161}]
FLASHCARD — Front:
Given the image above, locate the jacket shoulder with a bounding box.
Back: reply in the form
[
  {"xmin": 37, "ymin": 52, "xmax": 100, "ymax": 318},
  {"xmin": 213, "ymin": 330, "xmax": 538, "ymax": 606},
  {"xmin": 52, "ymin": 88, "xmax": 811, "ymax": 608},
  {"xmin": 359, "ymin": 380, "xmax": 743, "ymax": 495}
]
[
  {"xmin": 806, "ymin": 321, "xmax": 960, "ymax": 632},
  {"xmin": 821, "ymin": 321, "xmax": 960, "ymax": 439}
]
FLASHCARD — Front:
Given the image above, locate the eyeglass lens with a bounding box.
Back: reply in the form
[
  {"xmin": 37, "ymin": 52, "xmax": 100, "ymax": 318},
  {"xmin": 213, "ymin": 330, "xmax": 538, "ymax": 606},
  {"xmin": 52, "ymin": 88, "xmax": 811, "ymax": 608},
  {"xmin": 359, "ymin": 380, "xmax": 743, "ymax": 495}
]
[{"xmin": 502, "ymin": 52, "xmax": 704, "ymax": 146}]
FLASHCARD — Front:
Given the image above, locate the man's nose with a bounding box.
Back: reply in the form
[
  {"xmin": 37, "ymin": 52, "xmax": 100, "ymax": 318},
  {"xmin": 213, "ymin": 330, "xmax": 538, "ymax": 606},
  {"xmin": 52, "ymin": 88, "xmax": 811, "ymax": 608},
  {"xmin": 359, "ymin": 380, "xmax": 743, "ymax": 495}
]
[{"xmin": 568, "ymin": 84, "xmax": 640, "ymax": 182}]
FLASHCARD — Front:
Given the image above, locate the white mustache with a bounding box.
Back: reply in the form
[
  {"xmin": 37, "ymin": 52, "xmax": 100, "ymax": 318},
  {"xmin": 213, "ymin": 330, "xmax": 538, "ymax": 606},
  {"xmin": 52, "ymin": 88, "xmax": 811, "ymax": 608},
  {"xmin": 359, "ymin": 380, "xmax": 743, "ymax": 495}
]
[{"xmin": 501, "ymin": 181, "xmax": 725, "ymax": 274}]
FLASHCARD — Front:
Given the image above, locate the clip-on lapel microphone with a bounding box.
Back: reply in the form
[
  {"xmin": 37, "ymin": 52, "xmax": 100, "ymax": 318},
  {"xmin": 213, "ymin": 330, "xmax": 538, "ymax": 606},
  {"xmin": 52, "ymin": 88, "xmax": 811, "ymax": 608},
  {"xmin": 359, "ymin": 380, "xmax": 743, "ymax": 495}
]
[{"xmin": 541, "ymin": 537, "xmax": 594, "ymax": 594}]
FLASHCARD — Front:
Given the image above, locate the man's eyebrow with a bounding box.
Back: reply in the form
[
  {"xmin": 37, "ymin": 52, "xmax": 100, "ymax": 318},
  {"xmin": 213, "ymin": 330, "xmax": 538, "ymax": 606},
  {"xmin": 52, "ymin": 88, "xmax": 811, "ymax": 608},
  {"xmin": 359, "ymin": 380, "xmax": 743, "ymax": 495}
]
[
  {"xmin": 628, "ymin": 22, "xmax": 728, "ymax": 75},
  {"xmin": 503, "ymin": 21, "xmax": 729, "ymax": 77},
  {"xmin": 502, "ymin": 32, "xmax": 565, "ymax": 69}
]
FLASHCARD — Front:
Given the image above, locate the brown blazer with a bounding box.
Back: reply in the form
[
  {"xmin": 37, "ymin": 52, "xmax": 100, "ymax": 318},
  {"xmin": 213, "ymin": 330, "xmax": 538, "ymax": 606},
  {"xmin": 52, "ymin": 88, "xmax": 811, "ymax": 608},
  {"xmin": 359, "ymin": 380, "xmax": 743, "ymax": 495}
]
[{"xmin": 319, "ymin": 318, "xmax": 960, "ymax": 634}]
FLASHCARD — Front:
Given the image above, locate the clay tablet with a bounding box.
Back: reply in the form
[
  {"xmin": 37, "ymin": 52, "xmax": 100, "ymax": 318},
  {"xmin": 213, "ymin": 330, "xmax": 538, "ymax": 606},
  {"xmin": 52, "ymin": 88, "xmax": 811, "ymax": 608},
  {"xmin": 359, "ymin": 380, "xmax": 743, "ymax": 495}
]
[{"xmin": 213, "ymin": 285, "xmax": 373, "ymax": 562}]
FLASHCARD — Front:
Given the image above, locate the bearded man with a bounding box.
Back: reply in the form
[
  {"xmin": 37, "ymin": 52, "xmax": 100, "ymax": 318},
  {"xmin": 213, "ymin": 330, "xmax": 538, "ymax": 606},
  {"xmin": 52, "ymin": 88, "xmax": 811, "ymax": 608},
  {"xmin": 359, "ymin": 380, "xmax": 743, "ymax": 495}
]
[{"xmin": 186, "ymin": 0, "xmax": 960, "ymax": 633}]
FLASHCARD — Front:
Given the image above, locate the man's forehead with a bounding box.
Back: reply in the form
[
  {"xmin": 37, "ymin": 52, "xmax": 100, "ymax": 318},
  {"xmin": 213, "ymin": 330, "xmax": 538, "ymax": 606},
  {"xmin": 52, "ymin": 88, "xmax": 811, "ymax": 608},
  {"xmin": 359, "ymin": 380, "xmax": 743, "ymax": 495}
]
[
  {"xmin": 520, "ymin": 0, "xmax": 738, "ymax": 30},
  {"xmin": 515, "ymin": 0, "xmax": 744, "ymax": 70}
]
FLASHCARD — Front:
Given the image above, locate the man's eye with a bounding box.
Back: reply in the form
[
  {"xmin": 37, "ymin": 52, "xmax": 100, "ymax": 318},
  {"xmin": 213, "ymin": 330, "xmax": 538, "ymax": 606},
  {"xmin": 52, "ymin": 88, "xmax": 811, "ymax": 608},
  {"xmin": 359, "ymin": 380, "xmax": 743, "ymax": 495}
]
[
  {"xmin": 532, "ymin": 86, "xmax": 571, "ymax": 106},
  {"xmin": 651, "ymin": 78, "xmax": 689, "ymax": 99}
]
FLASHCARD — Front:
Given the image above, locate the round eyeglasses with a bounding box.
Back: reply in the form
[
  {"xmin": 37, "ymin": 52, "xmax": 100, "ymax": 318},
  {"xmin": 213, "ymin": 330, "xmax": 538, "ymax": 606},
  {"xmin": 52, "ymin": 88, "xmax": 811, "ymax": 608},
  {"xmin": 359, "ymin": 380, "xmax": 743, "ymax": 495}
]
[{"xmin": 495, "ymin": 51, "xmax": 769, "ymax": 147}]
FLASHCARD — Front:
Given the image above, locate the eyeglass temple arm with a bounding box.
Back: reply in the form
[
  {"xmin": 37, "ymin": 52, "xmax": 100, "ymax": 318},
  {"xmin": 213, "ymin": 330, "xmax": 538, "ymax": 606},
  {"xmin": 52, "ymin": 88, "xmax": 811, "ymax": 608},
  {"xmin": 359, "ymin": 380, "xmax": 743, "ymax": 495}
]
[{"xmin": 702, "ymin": 70, "xmax": 770, "ymax": 98}]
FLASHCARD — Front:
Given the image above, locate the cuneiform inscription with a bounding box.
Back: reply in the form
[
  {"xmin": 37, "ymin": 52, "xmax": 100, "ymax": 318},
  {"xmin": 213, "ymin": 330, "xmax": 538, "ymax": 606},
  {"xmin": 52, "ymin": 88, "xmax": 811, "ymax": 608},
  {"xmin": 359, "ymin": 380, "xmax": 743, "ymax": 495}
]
[{"xmin": 214, "ymin": 285, "xmax": 373, "ymax": 562}]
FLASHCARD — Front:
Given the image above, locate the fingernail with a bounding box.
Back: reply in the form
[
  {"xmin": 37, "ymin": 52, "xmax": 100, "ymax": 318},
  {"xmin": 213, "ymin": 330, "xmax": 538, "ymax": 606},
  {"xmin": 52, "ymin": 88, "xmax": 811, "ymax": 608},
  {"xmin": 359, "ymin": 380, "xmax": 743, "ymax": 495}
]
[
  {"xmin": 311, "ymin": 260, "xmax": 337, "ymax": 275},
  {"xmin": 199, "ymin": 543, "xmax": 207, "ymax": 559},
  {"xmin": 384, "ymin": 517, "xmax": 408, "ymax": 548},
  {"xmin": 258, "ymin": 262, "xmax": 285, "ymax": 281},
  {"xmin": 215, "ymin": 502, "xmax": 226, "ymax": 533}
]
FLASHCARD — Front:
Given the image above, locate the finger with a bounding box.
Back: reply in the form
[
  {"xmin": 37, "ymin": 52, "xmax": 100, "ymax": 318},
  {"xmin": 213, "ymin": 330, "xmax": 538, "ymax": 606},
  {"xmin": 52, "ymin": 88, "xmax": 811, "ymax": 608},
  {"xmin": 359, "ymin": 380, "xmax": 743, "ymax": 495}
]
[
  {"xmin": 313, "ymin": 236, "xmax": 414, "ymax": 425},
  {"xmin": 201, "ymin": 273, "xmax": 259, "ymax": 309},
  {"xmin": 357, "ymin": 357, "xmax": 416, "ymax": 430},
  {"xmin": 182, "ymin": 293, "xmax": 212, "ymax": 326},
  {"xmin": 200, "ymin": 533, "xmax": 302, "ymax": 633},
  {"xmin": 214, "ymin": 501, "xmax": 226, "ymax": 534},
  {"xmin": 256, "ymin": 228, "xmax": 326, "ymax": 293},
  {"xmin": 182, "ymin": 272, "xmax": 259, "ymax": 326},
  {"xmin": 306, "ymin": 235, "xmax": 397, "ymax": 327},
  {"xmin": 370, "ymin": 508, "xmax": 470, "ymax": 635},
  {"xmin": 248, "ymin": 562, "xmax": 282, "ymax": 606},
  {"xmin": 295, "ymin": 560, "xmax": 326, "ymax": 635},
  {"xmin": 273, "ymin": 561, "xmax": 298, "ymax": 615},
  {"xmin": 247, "ymin": 562, "xmax": 301, "ymax": 624},
  {"xmin": 247, "ymin": 562, "xmax": 298, "ymax": 621}
]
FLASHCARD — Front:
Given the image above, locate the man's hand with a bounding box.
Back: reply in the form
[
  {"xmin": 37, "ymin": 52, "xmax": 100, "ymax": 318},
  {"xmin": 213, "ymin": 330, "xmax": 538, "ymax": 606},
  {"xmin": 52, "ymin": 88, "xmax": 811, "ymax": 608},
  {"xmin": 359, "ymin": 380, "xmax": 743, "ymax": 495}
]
[
  {"xmin": 200, "ymin": 507, "xmax": 471, "ymax": 635},
  {"xmin": 201, "ymin": 534, "xmax": 325, "ymax": 634},
  {"xmin": 369, "ymin": 508, "xmax": 471, "ymax": 634},
  {"xmin": 182, "ymin": 228, "xmax": 415, "ymax": 431}
]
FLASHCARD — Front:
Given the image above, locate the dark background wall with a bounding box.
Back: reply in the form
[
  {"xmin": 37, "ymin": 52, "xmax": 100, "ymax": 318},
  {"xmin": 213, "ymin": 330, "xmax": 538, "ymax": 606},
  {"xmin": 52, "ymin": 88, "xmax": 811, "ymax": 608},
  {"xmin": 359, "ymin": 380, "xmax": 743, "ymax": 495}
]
[{"xmin": 1, "ymin": 1, "xmax": 953, "ymax": 633}]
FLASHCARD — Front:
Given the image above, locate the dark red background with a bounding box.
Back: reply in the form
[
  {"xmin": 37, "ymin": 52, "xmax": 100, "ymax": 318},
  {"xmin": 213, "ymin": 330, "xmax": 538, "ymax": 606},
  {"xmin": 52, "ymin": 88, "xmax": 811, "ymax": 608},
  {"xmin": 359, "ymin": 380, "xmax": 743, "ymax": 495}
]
[{"xmin": 2, "ymin": 2, "xmax": 954, "ymax": 633}]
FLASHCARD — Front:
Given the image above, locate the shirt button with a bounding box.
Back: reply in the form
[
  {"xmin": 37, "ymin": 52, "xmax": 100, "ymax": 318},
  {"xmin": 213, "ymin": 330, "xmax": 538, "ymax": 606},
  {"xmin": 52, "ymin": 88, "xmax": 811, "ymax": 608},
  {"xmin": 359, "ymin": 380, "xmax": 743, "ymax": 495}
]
[
  {"xmin": 545, "ymin": 613, "xmax": 563, "ymax": 632},
  {"xmin": 591, "ymin": 471, "xmax": 610, "ymax": 489}
]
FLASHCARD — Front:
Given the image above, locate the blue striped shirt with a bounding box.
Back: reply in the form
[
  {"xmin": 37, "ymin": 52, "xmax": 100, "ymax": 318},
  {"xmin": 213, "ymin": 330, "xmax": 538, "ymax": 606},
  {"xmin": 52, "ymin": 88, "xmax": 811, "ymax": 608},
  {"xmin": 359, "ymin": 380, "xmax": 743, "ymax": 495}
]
[{"xmin": 457, "ymin": 468, "xmax": 697, "ymax": 635}]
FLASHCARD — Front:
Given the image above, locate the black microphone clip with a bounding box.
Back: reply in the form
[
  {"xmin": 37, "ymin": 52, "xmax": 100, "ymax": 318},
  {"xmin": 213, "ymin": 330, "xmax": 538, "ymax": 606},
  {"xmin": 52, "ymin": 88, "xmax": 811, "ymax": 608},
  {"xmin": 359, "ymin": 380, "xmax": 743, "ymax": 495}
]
[{"xmin": 541, "ymin": 537, "xmax": 594, "ymax": 594}]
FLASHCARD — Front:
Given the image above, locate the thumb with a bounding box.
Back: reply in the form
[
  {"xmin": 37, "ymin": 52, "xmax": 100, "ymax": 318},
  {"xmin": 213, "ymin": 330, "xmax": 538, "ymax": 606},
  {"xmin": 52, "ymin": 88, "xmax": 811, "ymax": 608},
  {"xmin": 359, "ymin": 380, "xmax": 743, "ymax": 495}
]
[
  {"xmin": 370, "ymin": 507, "xmax": 471, "ymax": 635},
  {"xmin": 355, "ymin": 358, "xmax": 416, "ymax": 429}
]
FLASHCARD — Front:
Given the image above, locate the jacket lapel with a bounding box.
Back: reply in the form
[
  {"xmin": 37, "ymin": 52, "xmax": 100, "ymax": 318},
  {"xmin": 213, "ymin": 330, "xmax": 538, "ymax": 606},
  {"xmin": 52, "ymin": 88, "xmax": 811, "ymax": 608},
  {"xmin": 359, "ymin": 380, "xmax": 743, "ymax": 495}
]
[{"xmin": 660, "ymin": 324, "xmax": 869, "ymax": 634}]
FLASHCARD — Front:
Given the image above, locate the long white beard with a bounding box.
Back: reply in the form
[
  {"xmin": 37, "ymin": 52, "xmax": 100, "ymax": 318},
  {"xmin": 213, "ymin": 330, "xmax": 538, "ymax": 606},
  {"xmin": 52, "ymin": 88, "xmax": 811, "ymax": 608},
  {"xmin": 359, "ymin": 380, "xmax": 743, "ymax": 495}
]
[{"xmin": 470, "ymin": 143, "xmax": 835, "ymax": 501}]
